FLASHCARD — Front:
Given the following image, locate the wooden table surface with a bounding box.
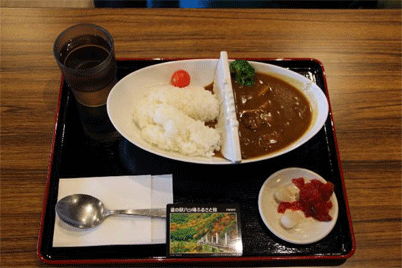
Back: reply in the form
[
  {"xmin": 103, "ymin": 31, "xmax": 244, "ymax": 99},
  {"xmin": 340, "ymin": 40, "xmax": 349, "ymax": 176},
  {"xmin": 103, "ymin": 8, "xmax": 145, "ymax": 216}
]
[{"xmin": 1, "ymin": 8, "xmax": 401, "ymax": 268}]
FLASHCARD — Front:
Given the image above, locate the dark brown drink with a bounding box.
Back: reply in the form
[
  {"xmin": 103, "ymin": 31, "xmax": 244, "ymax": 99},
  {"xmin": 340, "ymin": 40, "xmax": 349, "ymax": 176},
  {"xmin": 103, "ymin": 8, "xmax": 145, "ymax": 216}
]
[
  {"xmin": 54, "ymin": 24, "xmax": 119, "ymax": 142},
  {"xmin": 60, "ymin": 35, "xmax": 111, "ymax": 70}
]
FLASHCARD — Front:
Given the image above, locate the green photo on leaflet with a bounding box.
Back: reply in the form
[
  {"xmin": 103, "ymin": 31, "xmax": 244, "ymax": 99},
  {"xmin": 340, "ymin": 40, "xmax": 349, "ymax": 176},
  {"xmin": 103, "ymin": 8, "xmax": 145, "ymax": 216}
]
[{"xmin": 167, "ymin": 204, "xmax": 242, "ymax": 257}]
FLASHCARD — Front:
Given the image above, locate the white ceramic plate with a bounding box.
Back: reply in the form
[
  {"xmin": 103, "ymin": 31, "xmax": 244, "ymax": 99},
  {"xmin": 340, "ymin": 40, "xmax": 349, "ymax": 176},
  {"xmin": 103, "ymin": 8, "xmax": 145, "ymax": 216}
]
[
  {"xmin": 258, "ymin": 167, "xmax": 338, "ymax": 244},
  {"xmin": 107, "ymin": 59, "xmax": 329, "ymax": 164}
]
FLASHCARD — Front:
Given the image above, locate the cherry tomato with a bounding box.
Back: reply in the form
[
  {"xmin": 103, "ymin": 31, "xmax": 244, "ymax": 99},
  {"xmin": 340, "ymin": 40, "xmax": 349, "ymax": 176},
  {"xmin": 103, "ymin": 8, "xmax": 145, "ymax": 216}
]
[{"xmin": 171, "ymin": 70, "xmax": 191, "ymax": 88}]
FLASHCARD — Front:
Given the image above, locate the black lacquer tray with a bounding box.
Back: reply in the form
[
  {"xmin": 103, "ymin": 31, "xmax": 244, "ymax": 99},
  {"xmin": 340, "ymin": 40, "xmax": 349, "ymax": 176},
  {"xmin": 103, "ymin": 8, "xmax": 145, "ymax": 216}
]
[{"xmin": 38, "ymin": 58, "xmax": 355, "ymax": 265}]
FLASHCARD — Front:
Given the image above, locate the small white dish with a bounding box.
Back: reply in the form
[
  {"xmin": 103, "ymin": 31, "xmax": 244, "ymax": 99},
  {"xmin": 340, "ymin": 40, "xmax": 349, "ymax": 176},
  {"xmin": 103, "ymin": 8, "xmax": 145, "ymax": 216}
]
[{"xmin": 258, "ymin": 167, "xmax": 338, "ymax": 244}]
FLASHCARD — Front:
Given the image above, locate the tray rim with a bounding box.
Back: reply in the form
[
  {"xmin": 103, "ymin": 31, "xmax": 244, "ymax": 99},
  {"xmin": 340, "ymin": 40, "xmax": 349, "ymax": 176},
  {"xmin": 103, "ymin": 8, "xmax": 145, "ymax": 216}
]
[{"xmin": 37, "ymin": 57, "xmax": 356, "ymax": 265}]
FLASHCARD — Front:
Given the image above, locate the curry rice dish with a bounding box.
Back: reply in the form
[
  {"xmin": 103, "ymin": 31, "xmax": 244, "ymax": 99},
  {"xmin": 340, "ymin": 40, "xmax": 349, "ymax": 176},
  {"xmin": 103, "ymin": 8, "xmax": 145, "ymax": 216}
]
[{"xmin": 133, "ymin": 68, "xmax": 312, "ymax": 160}]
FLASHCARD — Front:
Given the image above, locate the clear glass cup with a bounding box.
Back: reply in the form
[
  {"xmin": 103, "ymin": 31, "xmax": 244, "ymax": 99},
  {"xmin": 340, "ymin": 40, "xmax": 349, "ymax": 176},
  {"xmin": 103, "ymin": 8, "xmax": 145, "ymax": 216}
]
[{"xmin": 53, "ymin": 24, "xmax": 119, "ymax": 142}]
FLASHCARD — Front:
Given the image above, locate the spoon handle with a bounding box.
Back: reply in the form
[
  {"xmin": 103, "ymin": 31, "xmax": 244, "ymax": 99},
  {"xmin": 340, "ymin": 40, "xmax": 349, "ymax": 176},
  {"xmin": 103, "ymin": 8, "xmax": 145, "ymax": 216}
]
[{"xmin": 109, "ymin": 208, "xmax": 166, "ymax": 218}]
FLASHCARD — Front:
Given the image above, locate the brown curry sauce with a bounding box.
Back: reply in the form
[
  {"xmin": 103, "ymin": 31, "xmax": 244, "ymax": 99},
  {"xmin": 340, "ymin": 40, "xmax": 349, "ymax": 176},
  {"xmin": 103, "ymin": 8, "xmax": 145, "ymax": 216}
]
[
  {"xmin": 233, "ymin": 73, "xmax": 312, "ymax": 159},
  {"xmin": 205, "ymin": 72, "xmax": 312, "ymax": 160}
]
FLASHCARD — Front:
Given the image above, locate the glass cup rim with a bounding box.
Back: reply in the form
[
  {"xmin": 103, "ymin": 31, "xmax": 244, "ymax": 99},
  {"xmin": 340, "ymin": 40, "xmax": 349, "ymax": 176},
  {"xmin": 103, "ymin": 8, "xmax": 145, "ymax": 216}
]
[{"xmin": 53, "ymin": 23, "xmax": 115, "ymax": 75}]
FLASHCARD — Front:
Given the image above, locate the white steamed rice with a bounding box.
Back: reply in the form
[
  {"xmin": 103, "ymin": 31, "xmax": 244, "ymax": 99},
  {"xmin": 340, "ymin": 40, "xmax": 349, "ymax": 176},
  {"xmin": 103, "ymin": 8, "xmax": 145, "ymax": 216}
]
[{"xmin": 132, "ymin": 84, "xmax": 221, "ymax": 157}]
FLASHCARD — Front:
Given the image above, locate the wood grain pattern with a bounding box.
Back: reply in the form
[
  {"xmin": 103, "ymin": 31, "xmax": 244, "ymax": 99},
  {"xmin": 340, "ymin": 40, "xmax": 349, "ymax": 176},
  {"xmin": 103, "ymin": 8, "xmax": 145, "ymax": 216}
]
[{"xmin": 1, "ymin": 8, "xmax": 401, "ymax": 268}]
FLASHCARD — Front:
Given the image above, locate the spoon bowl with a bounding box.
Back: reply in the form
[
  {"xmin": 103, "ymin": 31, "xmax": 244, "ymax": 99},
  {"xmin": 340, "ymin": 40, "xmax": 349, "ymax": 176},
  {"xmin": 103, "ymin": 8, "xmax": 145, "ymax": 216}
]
[{"xmin": 55, "ymin": 194, "xmax": 166, "ymax": 229}]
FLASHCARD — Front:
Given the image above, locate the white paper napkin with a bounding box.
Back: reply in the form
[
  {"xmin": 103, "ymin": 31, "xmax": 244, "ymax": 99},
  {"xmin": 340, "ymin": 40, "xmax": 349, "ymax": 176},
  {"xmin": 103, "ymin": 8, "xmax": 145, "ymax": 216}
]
[{"xmin": 53, "ymin": 175, "xmax": 173, "ymax": 247}]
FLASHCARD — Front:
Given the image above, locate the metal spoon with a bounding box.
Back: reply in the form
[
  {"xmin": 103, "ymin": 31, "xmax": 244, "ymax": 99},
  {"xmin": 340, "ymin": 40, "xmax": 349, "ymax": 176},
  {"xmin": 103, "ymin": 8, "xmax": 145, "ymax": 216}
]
[{"xmin": 55, "ymin": 194, "xmax": 166, "ymax": 229}]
